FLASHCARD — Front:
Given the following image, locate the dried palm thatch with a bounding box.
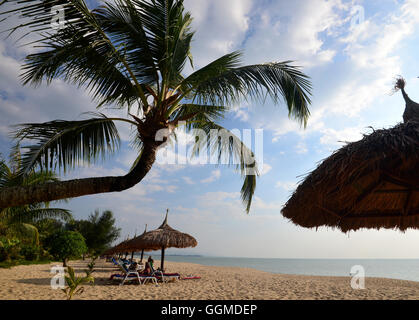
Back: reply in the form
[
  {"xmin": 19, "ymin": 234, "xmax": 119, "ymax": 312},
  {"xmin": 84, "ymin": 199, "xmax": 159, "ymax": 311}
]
[
  {"xmin": 136, "ymin": 216, "xmax": 197, "ymax": 251},
  {"xmin": 393, "ymin": 77, "xmax": 419, "ymax": 123},
  {"xmin": 118, "ymin": 225, "xmax": 151, "ymax": 252},
  {"xmin": 103, "ymin": 238, "xmax": 132, "ymax": 255},
  {"xmin": 281, "ymin": 121, "xmax": 419, "ymax": 232},
  {"xmin": 129, "ymin": 209, "xmax": 197, "ymax": 270}
]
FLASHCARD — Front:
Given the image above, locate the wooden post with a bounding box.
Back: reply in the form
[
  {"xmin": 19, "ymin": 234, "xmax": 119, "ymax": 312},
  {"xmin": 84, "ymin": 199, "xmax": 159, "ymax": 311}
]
[
  {"xmin": 161, "ymin": 246, "xmax": 165, "ymax": 271},
  {"xmin": 140, "ymin": 249, "xmax": 144, "ymax": 263}
]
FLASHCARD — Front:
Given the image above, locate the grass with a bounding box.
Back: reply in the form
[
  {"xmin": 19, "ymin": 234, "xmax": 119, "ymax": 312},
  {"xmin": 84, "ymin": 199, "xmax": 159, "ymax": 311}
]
[{"xmin": 0, "ymin": 259, "xmax": 52, "ymax": 269}]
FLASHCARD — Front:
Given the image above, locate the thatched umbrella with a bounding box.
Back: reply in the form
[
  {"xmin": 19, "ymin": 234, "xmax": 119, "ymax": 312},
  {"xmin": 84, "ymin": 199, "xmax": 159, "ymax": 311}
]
[
  {"xmin": 134, "ymin": 209, "xmax": 197, "ymax": 270},
  {"xmin": 282, "ymin": 78, "xmax": 419, "ymax": 232},
  {"xmin": 120, "ymin": 224, "xmax": 150, "ymax": 263},
  {"xmin": 102, "ymin": 246, "xmax": 116, "ymax": 256},
  {"xmin": 103, "ymin": 237, "xmax": 132, "ymax": 256},
  {"xmin": 395, "ymin": 77, "xmax": 419, "ymax": 122},
  {"xmin": 282, "ymin": 121, "xmax": 419, "ymax": 232}
]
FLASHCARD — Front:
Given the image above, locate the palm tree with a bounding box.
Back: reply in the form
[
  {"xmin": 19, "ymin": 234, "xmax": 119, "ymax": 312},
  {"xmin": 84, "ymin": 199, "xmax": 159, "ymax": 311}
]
[
  {"xmin": 0, "ymin": 149, "xmax": 72, "ymax": 244},
  {"xmin": 0, "ymin": 0, "xmax": 312, "ymax": 212}
]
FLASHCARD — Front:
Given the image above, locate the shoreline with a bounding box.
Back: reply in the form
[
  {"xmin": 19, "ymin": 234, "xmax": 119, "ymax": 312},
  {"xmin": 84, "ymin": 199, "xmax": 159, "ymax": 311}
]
[
  {"xmin": 1, "ymin": 259, "xmax": 419, "ymax": 299},
  {"xmin": 159, "ymin": 256, "xmax": 419, "ymax": 283}
]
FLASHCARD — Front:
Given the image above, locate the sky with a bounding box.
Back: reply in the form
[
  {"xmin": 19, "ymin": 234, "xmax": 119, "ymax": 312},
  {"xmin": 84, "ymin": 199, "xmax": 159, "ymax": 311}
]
[{"xmin": 1, "ymin": 0, "xmax": 419, "ymax": 258}]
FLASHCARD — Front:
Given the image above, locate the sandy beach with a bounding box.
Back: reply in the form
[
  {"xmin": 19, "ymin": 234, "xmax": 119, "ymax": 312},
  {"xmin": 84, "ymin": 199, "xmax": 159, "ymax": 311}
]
[{"xmin": 1, "ymin": 259, "xmax": 419, "ymax": 300}]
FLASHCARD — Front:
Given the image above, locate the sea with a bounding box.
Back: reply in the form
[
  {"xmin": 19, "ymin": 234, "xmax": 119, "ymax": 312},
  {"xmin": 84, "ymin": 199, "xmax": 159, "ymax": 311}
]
[{"xmin": 141, "ymin": 256, "xmax": 419, "ymax": 282}]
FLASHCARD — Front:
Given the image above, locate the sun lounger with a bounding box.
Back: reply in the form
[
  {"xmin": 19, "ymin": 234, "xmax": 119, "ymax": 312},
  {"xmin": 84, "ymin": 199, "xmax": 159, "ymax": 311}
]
[
  {"xmin": 150, "ymin": 265, "xmax": 180, "ymax": 283},
  {"xmin": 111, "ymin": 257, "xmax": 119, "ymax": 266},
  {"xmin": 111, "ymin": 264, "xmax": 158, "ymax": 286}
]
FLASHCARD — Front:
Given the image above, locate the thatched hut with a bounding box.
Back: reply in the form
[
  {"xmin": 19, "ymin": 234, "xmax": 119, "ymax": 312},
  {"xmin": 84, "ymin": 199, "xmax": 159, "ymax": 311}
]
[
  {"xmin": 281, "ymin": 121, "xmax": 419, "ymax": 232},
  {"xmin": 136, "ymin": 209, "xmax": 197, "ymax": 270},
  {"xmin": 282, "ymin": 77, "xmax": 419, "ymax": 232},
  {"xmin": 103, "ymin": 238, "xmax": 132, "ymax": 256},
  {"xmin": 118, "ymin": 225, "xmax": 151, "ymax": 262}
]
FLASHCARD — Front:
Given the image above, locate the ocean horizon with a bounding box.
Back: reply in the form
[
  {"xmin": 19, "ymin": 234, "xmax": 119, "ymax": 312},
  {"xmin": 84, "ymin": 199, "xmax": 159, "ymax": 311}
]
[{"xmin": 135, "ymin": 255, "xmax": 419, "ymax": 282}]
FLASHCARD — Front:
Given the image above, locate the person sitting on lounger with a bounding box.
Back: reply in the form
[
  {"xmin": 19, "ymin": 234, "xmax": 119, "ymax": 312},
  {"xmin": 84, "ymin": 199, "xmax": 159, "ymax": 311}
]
[
  {"xmin": 141, "ymin": 256, "xmax": 154, "ymax": 275},
  {"xmin": 128, "ymin": 261, "xmax": 138, "ymax": 271}
]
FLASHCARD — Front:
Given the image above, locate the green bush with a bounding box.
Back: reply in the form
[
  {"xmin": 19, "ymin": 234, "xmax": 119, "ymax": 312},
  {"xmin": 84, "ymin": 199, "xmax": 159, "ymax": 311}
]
[
  {"xmin": 62, "ymin": 266, "xmax": 94, "ymax": 300},
  {"xmin": 49, "ymin": 231, "xmax": 88, "ymax": 266},
  {"xmin": 39, "ymin": 248, "xmax": 54, "ymax": 261},
  {"xmin": 20, "ymin": 244, "xmax": 40, "ymax": 261},
  {"xmin": 0, "ymin": 237, "xmax": 22, "ymax": 262}
]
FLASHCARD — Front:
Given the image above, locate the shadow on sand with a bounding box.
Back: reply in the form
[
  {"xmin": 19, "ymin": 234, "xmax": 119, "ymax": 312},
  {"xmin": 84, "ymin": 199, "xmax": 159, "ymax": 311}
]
[{"xmin": 17, "ymin": 276, "xmax": 115, "ymax": 286}]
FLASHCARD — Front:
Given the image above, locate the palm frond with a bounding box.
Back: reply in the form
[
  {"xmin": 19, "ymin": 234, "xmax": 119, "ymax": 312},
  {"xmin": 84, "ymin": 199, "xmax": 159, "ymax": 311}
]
[
  {"xmin": 241, "ymin": 174, "xmax": 256, "ymax": 213},
  {"xmin": 128, "ymin": 148, "xmax": 143, "ymax": 173},
  {"xmin": 23, "ymin": 170, "xmax": 61, "ymax": 186},
  {"xmin": 127, "ymin": 0, "xmax": 195, "ymax": 93},
  {"xmin": 1, "ymin": 206, "xmax": 72, "ymax": 223},
  {"xmin": 14, "ymin": 113, "xmax": 120, "ymax": 175},
  {"xmin": 9, "ymin": 223, "xmax": 40, "ymax": 245},
  {"xmin": 0, "ymin": 157, "xmax": 10, "ymax": 188},
  {"xmin": 187, "ymin": 121, "xmax": 258, "ymax": 213},
  {"xmin": 2, "ymin": 0, "xmax": 148, "ymax": 108},
  {"xmin": 182, "ymin": 53, "xmax": 312, "ymax": 126},
  {"xmin": 22, "ymin": 207, "xmax": 72, "ymax": 222},
  {"xmin": 95, "ymin": 0, "xmax": 159, "ymax": 86},
  {"xmin": 166, "ymin": 9, "xmax": 194, "ymax": 85},
  {"xmin": 169, "ymin": 103, "xmax": 227, "ymax": 125}
]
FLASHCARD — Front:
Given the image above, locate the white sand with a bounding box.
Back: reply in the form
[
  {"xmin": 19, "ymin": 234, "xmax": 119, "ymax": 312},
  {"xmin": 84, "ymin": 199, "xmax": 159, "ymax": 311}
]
[{"xmin": 1, "ymin": 259, "xmax": 419, "ymax": 300}]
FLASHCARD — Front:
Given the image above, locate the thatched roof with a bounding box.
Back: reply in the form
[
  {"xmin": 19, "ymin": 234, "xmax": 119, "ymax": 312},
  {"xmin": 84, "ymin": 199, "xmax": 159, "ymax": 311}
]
[
  {"xmin": 118, "ymin": 225, "xmax": 153, "ymax": 252},
  {"xmin": 126, "ymin": 212, "xmax": 198, "ymax": 250},
  {"xmin": 281, "ymin": 121, "xmax": 419, "ymax": 232},
  {"xmin": 102, "ymin": 247, "xmax": 115, "ymax": 255},
  {"xmin": 103, "ymin": 238, "xmax": 132, "ymax": 255}
]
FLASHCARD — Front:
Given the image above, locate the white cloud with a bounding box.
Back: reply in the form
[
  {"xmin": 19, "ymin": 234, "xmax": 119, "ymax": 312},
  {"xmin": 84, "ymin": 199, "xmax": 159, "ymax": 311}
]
[
  {"xmin": 201, "ymin": 169, "xmax": 221, "ymax": 183},
  {"xmin": 260, "ymin": 163, "xmax": 272, "ymax": 176},
  {"xmin": 243, "ymin": 0, "xmax": 348, "ymax": 67},
  {"xmin": 319, "ymin": 126, "xmax": 364, "ymax": 146},
  {"xmin": 276, "ymin": 181, "xmax": 297, "ymax": 191},
  {"xmin": 295, "ymin": 141, "xmax": 308, "ymax": 154},
  {"xmin": 198, "ymin": 191, "xmax": 240, "ymax": 203},
  {"xmin": 182, "ymin": 176, "xmax": 195, "ymax": 185},
  {"xmin": 267, "ymin": 0, "xmax": 419, "ymax": 150},
  {"xmin": 184, "ymin": 0, "xmax": 253, "ymax": 68}
]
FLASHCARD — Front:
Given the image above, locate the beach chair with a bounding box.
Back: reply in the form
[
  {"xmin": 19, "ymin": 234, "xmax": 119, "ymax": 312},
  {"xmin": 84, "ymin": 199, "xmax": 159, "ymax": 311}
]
[
  {"xmin": 113, "ymin": 264, "xmax": 158, "ymax": 286},
  {"xmin": 136, "ymin": 262, "xmax": 145, "ymax": 272},
  {"xmin": 150, "ymin": 264, "xmax": 180, "ymax": 283},
  {"xmin": 111, "ymin": 257, "xmax": 119, "ymax": 266}
]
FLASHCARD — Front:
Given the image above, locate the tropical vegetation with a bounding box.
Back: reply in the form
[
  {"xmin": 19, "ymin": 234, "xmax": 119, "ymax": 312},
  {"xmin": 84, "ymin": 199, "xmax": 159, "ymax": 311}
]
[
  {"xmin": 0, "ymin": 151, "xmax": 120, "ymax": 267},
  {"xmin": 62, "ymin": 266, "xmax": 95, "ymax": 300},
  {"xmin": 48, "ymin": 230, "xmax": 88, "ymax": 266},
  {"xmin": 0, "ymin": 150, "xmax": 72, "ymax": 266},
  {"xmin": 67, "ymin": 210, "xmax": 121, "ymax": 256},
  {"xmin": 0, "ymin": 0, "xmax": 312, "ymax": 213}
]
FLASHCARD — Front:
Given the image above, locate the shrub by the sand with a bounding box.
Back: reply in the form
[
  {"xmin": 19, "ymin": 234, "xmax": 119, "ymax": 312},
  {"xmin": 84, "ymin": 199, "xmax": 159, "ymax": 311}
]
[
  {"xmin": 0, "ymin": 237, "xmax": 22, "ymax": 262},
  {"xmin": 48, "ymin": 231, "xmax": 88, "ymax": 267}
]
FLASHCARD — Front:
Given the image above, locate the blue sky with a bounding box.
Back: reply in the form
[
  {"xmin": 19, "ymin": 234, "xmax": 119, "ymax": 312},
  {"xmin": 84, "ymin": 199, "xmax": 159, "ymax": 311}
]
[{"xmin": 1, "ymin": 0, "xmax": 419, "ymax": 258}]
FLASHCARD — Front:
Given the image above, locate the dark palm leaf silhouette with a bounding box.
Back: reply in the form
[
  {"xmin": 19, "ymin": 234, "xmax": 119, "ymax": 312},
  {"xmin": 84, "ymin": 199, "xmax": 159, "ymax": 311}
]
[{"xmin": 0, "ymin": 0, "xmax": 312, "ymax": 212}]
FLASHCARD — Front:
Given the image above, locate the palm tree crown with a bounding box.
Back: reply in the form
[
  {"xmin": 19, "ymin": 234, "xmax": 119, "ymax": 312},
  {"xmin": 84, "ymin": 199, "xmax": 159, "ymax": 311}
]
[{"xmin": 0, "ymin": 0, "xmax": 312, "ymax": 212}]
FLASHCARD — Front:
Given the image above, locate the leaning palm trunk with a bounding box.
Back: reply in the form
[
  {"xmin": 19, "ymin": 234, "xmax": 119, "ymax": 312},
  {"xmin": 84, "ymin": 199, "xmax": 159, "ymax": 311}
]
[
  {"xmin": 0, "ymin": 150, "xmax": 72, "ymax": 229},
  {"xmin": 0, "ymin": 0, "xmax": 312, "ymax": 212},
  {"xmin": 0, "ymin": 142, "xmax": 158, "ymax": 207}
]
